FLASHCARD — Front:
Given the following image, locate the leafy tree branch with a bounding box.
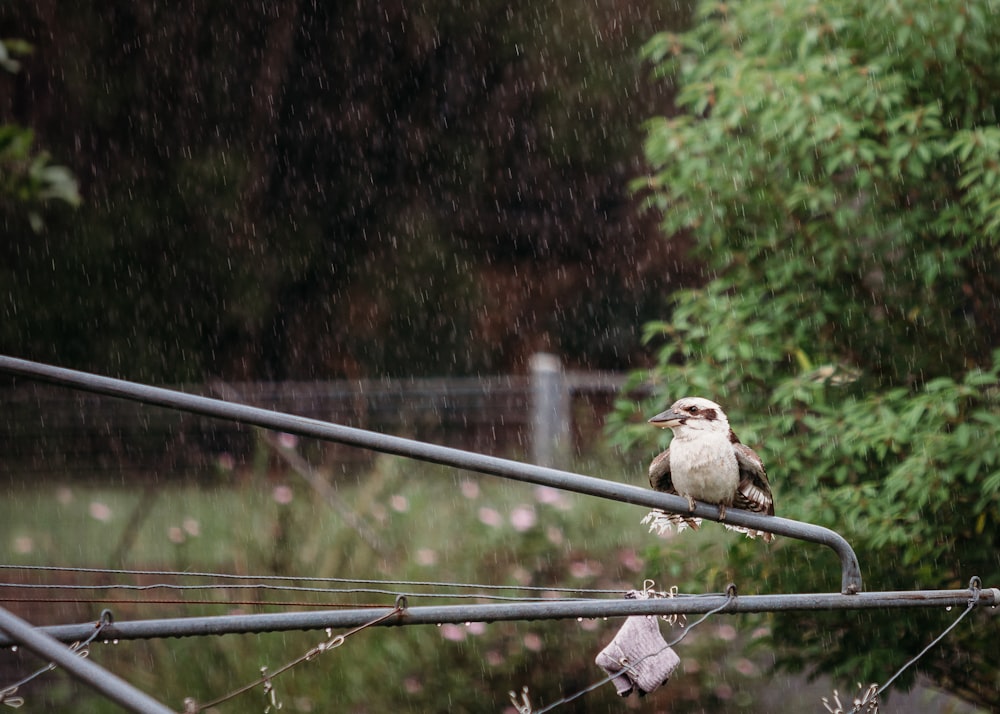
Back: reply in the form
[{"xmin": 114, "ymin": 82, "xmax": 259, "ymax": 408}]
[{"xmin": 612, "ymin": 1, "xmax": 1000, "ymax": 707}]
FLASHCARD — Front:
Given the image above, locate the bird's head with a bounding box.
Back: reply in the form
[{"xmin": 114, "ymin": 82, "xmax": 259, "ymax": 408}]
[{"xmin": 648, "ymin": 397, "xmax": 730, "ymax": 436}]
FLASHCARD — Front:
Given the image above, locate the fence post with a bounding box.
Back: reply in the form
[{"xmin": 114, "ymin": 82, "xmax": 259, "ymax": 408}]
[{"xmin": 530, "ymin": 352, "xmax": 569, "ymax": 467}]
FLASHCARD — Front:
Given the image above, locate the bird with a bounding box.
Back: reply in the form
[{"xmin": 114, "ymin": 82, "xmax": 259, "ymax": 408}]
[{"xmin": 646, "ymin": 397, "xmax": 774, "ymax": 541}]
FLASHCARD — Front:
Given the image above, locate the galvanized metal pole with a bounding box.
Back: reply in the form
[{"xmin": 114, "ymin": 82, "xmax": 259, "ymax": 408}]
[
  {"xmin": 1, "ymin": 585, "xmax": 994, "ymax": 647},
  {"xmin": 0, "ymin": 356, "xmax": 862, "ymax": 593},
  {"xmin": 530, "ymin": 352, "xmax": 569, "ymax": 468},
  {"xmin": 0, "ymin": 606, "xmax": 176, "ymax": 714}
]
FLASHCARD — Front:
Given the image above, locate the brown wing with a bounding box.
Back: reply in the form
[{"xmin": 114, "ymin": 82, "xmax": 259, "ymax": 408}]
[
  {"xmin": 726, "ymin": 440, "xmax": 775, "ymax": 542},
  {"xmin": 732, "ymin": 442, "xmax": 774, "ymax": 516},
  {"xmin": 648, "ymin": 449, "xmax": 675, "ymax": 493},
  {"xmin": 647, "ymin": 449, "xmax": 700, "ymax": 532}
]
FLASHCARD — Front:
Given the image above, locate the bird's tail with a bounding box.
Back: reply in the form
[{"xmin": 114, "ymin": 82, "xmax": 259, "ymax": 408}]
[
  {"xmin": 641, "ymin": 509, "xmax": 701, "ymax": 536},
  {"xmin": 642, "ymin": 509, "xmax": 774, "ymax": 542},
  {"xmin": 723, "ymin": 524, "xmax": 775, "ymax": 543}
]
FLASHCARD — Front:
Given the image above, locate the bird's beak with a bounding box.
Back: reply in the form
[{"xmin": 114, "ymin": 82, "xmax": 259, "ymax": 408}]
[{"xmin": 648, "ymin": 409, "xmax": 684, "ymax": 428}]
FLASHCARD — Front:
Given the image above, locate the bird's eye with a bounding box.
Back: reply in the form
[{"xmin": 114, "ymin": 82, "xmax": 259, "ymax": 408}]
[{"xmin": 688, "ymin": 405, "xmax": 699, "ymax": 413}]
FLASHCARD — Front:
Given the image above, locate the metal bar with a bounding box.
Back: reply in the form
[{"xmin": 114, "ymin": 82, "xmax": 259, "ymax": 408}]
[
  {"xmin": 0, "ymin": 606, "xmax": 176, "ymax": 714},
  {"xmin": 2, "ymin": 586, "xmax": 994, "ymax": 647},
  {"xmin": 0, "ymin": 356, "xmax": 862, "ymax": 593}
]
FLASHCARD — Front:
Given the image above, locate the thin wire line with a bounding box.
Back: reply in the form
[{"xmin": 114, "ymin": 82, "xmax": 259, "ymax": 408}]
[
  {"xmin": 187, "ymin": 598, "xmax": 406, "ymax": 712},
  {"xmin": 864, "ymin": 583, "xmax": 981, "ymax": 708},
  {"xmin": 0, "ymin": 580, "xmax": 621, "ymax": 603},
  {"xmin": 0, "ymin": 611, "xmax": 110, "ymax": 707},
  {"xmin": 527, "ymin": 587, "xmax": 738, "ymax": 714},
  {"xmin": 0, "ymin": 564, "xmax": 630, "ymax": 597}
]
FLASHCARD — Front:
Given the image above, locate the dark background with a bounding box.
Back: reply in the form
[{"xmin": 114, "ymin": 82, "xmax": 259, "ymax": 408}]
[{"xmin": 1, "ymin": 0, "xmax": 698, "ymax": 383}]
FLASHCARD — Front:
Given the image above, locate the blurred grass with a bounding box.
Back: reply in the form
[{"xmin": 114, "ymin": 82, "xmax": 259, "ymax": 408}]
[{"xmin": 0, "ymin": 452, "xmax": 786, "ymax": 713}]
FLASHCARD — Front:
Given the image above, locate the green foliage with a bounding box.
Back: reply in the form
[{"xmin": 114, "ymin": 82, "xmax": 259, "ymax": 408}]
[
  {"xmin": 613, "ymin": 0, "xmax": 1000, "ymax": 708},
  {"xmin": 636, "ymin": 0, "xmax": 1000, "ymax": 385},
  {"xmin": 0, "ymin": 39, "xmax": 80, "ymax": 231},
  {"xmin": 0, "ymin": 37, "xmax": 32, "ymax": 74}
]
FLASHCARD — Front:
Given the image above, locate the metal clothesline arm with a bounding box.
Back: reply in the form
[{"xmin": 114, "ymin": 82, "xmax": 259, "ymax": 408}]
[
  {"xmin": 0, "ymin": 356, "xmax": 862, "ymax": 594},
  {"xmin": 0, "ymin": 606, "xmax": 175, "ymax": 714},
  {"xmin": 1, "ymin": 584, "xmax": 994, "ymax": 647}
]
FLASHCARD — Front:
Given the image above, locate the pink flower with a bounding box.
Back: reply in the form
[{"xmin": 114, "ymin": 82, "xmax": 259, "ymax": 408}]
[
  {"xmin": 509, "ymin": 505, "xmax": 536, "ymax": 532},
  {"xmin": 167, "ymin": 526, "xmax": 185, "ymax": 544},
  {"xmin": 439, "ymin": 624, "xmax": 466, "ymax": 641},
  {"xmin": 272, "ymin": 485, "xmax": 294, "ymax": 505},
  {"xmin": 415, "ymin": 548, "xmax": 438, "ymax": 566},
  {"xmin": 522, "ymin": 633, "xmax": 543, "ymax": 652},
  {"xmin": 460, "ymin": 480, "xmax": 480, "ymax": 499},
  {"xmin": 478, "ymin": 507, "xmax": 503, "ymax": 527},
  {"xmin": 89, "ymin": 502, "xmax": 113, "ymax": 522},
  {"xmin": 618, "ymin": 548, "xmax": 644, "ymax": 573},
  {"xmin": 569, "ymin": 560, "xmax": 602, "ymax": 579},
  {"xmin": 510, "ymin": 566, "xmax": 531, "ymax": 585},
  {"xmin": 466, "ymin": 622, "xmax": 487, "ymax": 636},
  {"xmin": 534, "ymin": 486, "xmax": 568, "ymax": 509},
  {"xmin": 716, "ymin": 623, "xmax": 737, "ymax": 641}
]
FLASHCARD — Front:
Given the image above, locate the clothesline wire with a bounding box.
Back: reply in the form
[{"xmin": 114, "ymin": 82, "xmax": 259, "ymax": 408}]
[
  {"xmin": 0, "ymin": 564, "xmax": 644, "ymax": 597},
  {"xmin": 186, "ymin": 598, "xmax": 407, "ymax": 713},
  {"xmin": 868, "ymin": 578, "xmax": 981, "ymax": 705},
  {"xmin": 1, "ymin": 563, "xmax": 733, "ymax": 613},
  {"xmin": 0, "ymin": 580, "xmax": 614, "ymax": 602}
]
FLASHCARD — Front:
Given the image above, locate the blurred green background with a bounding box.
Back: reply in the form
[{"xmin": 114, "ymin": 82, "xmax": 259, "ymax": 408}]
[{"xmin": 3, "ymin": 0, "xmax": 1000, "ymax": 711}]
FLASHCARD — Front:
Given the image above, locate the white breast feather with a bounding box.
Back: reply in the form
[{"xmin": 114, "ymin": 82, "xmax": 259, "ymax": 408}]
[{"xmin": 669, "ymin": 431, "xmax": 739, "ymax": 505}]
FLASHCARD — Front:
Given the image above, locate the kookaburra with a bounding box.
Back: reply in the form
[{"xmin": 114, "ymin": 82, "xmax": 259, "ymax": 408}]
[{"xmin": 647, "ymin": 397, "xmax": 774, "ymax": 541}]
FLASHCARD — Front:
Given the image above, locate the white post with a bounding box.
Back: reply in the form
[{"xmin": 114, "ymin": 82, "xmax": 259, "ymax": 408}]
[{"xmin": 530, "ymin": 352, "xmax": 569, "ymax": 467}]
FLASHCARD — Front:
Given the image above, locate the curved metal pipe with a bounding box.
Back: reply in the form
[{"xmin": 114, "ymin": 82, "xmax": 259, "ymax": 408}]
[{"xmin": 0, "ymin": 356, "xmax": 863, "ymax": 593}]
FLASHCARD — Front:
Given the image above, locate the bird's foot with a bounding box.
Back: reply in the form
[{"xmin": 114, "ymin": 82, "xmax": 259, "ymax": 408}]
[
  {"xmin": 686, "ymin": 495, "xmax": 697, "ymax": 512},
  {"xmin": 718, "ymin": 504, "xmax": 727, "ymax": 521}
]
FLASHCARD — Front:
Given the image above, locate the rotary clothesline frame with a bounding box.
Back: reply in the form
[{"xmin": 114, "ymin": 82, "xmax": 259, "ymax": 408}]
[
  {"xmin": 0, "ymin": 355, "xmax": 997, "ymax": 714},
  {"xmin": 0, "ymin": 357, "xmax": 860, "ymax": 592}
]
